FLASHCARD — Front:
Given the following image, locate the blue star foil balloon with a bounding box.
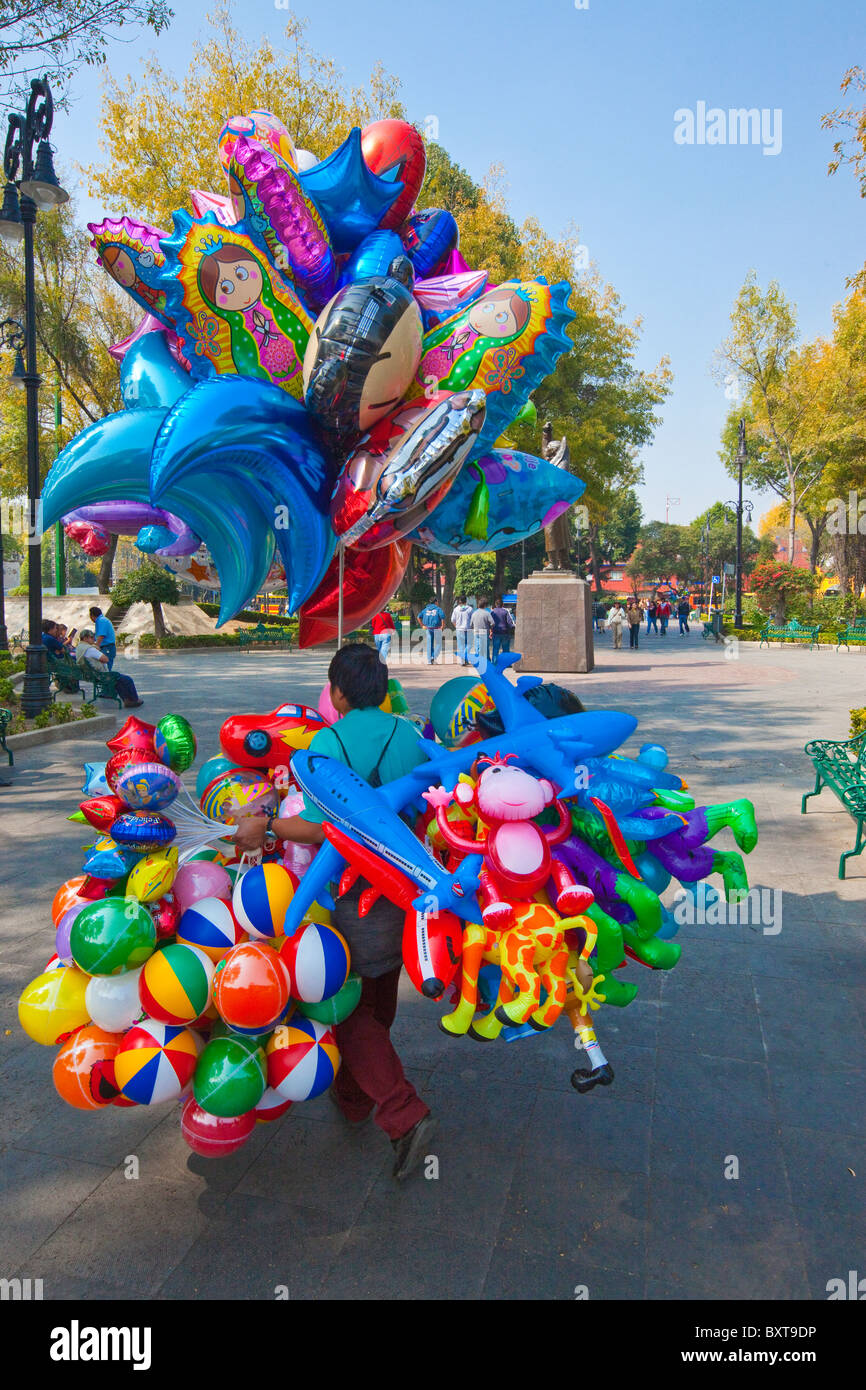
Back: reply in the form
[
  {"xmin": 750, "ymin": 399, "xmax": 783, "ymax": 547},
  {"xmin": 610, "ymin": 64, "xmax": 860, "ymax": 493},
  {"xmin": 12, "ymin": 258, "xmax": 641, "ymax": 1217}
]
[{"xmin": 297, "ymin": 127, "xmax": 404, "ymax": 254}]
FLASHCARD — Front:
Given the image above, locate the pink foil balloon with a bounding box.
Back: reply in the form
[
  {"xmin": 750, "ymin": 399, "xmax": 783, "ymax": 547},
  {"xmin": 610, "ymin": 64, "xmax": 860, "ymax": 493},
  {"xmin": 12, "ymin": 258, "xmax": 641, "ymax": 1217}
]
[{"xmin": 172, "ymin": 861, "xmax": 233, "ymax": 912}]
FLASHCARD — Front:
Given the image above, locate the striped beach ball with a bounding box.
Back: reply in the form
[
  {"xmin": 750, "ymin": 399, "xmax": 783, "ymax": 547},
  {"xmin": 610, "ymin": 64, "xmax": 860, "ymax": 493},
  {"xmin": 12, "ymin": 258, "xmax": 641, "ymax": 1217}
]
[
  {"xmin": 176, "ymin": 897, "xmax": 244, "ymax": 963},
  {"xmin": 138, "ymin": 944, "xmax": 214, "ymax": 1025},
  {"xmin": 232, "ymin": 863, "xmax": 296, "ymax": 940},
  {"xmin": 114, "ymin": 1020, "xmax": 202, "ymax": 1104},
  {"xmin": 253, "ymin": 1086, "xmax": 293, "ymax": 1124},
  {"xmin": 52, "ymin": 1025, "xmax": 123, "ymax": 1110},
  {"xmin": 280, "ymin": 922, "xmax": 350, "ymax": 1003},
  {"xmin": 212, "ymin": 942, "xmax": 290, "ymax": 1033},
  {"xmin": 266, "ymin": 1016, "xmax": 340, "ymax": 1102},
  {"xmin": 180, "ymin": 1097, "xmax": 255, "ymax": 1157}
]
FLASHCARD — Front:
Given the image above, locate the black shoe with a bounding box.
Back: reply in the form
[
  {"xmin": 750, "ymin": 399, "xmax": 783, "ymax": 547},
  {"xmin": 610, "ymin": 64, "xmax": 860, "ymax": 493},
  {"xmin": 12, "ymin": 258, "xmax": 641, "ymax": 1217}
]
[
  {"xmin": 391, "ymin": 1114, "xmax": 436, "ymax": 1180},
  {"xmin": 124, "ymin": 700, "xmax": 144, "ymax": 708}
]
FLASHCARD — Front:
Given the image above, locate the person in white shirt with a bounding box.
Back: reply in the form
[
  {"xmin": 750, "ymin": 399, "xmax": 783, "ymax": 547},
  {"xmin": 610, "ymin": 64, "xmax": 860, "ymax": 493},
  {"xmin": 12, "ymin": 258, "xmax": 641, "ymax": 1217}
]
[
  {"xmin": 450, "ymin": 595, "xmax": 474, "ymax": 665},
  {"xmin": 469, "ymin": 599, "xmax": 494, "ymax": 664},
  {"xmin": 76, "ymin": 631, "xmax": 143, "ymax": 707},
  {"xmin": 606, "ymin": 604, "xmax": 627, "ymax": 651}
]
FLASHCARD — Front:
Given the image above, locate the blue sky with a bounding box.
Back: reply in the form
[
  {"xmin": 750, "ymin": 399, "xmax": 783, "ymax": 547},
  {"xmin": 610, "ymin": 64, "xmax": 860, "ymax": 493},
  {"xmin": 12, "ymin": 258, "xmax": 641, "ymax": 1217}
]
[{"xmin": 50, "ymin": 0, "xmax": 865, "ymax": 527}]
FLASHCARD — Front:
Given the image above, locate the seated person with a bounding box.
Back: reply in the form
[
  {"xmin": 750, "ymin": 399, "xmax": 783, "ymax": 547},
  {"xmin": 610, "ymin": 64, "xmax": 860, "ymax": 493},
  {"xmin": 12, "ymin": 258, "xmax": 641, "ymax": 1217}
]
[
  {"xmin": 54, "ymin": 622, "xmax": 77, "ymax": 656},
  {"xmin": 75, "ymin": 630, "xmax": 143, "ymax": 708},
  {"xmin": 41, "ymin": 619, "xmax": 67, "ymax": 657}
]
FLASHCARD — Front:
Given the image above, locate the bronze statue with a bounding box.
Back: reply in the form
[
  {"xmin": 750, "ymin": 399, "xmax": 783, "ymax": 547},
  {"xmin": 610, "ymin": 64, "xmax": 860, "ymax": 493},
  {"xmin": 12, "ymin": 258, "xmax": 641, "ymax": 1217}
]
[{"xmin": 541, "ymin": 421, "xmax": 573, "ymax": 571}]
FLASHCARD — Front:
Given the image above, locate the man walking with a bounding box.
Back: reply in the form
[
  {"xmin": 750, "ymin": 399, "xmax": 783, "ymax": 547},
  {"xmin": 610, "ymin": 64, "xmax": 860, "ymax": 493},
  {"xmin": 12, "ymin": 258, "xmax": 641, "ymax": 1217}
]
[
  {"xmin": 607, "ymin": 601, "xmax": 626, "ymax": 650},
  {"xmin": 418, "ymin": 596, "xmax": 445, "ymax": 665},
  {"xmin": 657, "ymin": 596, "xmax": 672, "ymax": 636},
  {"xmin": 646, "ymin": 599, "xmax": 658, "ymax": 635},
  {"xmin": 371, "ymin": 608, "xmax": 397, "ymax": 662},
  {"xmin": 626, "ymin": 598, "xmax": 644, "ymax": 649},
  {"xmin": 470, "ymin": 598, "xmax": 494, "ymax": 664},
  {"xmin": 450, "ymin": 595, "xmax": 473, "ymax": 665},
  {"xmin": 677, "ymin": 596, "xmax": 691, "ymax": 635},
  {"xmin": 490, "ymin": 596, "xmax": 515, "ymax": 660}
]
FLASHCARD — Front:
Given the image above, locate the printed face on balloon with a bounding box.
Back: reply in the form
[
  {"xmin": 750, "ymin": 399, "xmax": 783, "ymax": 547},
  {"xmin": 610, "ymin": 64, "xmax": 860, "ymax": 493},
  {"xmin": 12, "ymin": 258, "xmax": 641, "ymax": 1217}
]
[{"xmin": 201, "ymin": 247, "xmax": 264, "ymax": 312}]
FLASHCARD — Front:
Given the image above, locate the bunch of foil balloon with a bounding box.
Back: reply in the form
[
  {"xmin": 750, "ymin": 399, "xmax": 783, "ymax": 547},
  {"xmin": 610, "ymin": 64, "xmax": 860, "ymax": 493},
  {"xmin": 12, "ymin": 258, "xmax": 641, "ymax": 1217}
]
[{"xmin": 42, "ymin": 111, "xmax": 583, "ymax": 645}]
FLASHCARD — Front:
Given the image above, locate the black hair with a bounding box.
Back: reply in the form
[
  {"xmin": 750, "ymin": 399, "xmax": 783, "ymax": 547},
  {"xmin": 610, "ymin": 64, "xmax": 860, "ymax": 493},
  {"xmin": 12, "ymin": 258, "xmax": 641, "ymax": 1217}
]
[
  {"xmin": 88, "ymin": 606, "xmax": 101, "ymax": 619},
  {"xmin": 328, "ymin": 642, "xmax": 388, "ymax": 710},
  {"xmin": 41, "ymin": 618, "xmax": 55, "ymax": 633}
]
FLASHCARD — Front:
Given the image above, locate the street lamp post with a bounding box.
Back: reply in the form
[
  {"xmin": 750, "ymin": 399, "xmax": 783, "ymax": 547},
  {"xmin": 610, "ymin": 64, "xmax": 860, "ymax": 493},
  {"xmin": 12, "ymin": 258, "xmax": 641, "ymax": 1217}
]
[
  {"xmin": 1, "ymin": 77, "xmax": 69, "ymax": 713},
  {"xmin": 0, "ymin": 317, "xmax": 27, "ymax": 652},
  {"xmin": 729, "ymin": 419, "xmax": 754, "ymax": 631}
]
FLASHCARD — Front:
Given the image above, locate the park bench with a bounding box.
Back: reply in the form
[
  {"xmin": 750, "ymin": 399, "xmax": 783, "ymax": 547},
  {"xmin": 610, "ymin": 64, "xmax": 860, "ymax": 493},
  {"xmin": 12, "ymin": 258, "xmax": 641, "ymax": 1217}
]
[
  {"xmin": 836, "ymin": 619, "xmax": 866, "ymax": 651},
  {"xmin": 46, "ymin": 654, "xmax": 82, "ymax": 695},
  {"xmin": 702, "ymin": 617, "xmax": 723, "ymax": 642},
  {"xmin": 237, "ymin": 622, "xmax": 293, "ymax": 652},
  {"xmin": 759, "ymin": 619, "xmax": 821, "ymax": 650},
  {"xmin": 801, "ymin": 730, "xmax": 866, "ymax": 878},
  {"xmin": 0, "ymin": 706, "xmax": 12, "ymax": 766}
]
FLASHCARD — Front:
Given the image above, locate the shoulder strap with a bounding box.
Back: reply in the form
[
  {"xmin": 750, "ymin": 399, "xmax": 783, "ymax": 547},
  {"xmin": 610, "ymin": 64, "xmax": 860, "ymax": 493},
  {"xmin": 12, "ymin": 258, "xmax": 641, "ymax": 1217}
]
[{"xmin": 369, "ymin": 718, "xmax": 399, "ymax": 788}]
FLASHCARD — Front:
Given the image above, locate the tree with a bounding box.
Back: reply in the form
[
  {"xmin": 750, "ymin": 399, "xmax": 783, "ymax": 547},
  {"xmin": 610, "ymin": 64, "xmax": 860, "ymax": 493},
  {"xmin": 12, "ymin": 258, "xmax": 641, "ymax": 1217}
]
[
  {"xmin": 716, "ymin": 273, "xmax": 828, "ymax": 564},
  {"xmin": 597, "ymin": 488, "xmax": 642, "ymax": 562},
  {"xmin": 822, "ymin": 66, "xmax": 866, "ymax": 199},
  {"xmin": 455, "ymin": 553, "xmax": 495, "ymax": 602},
  {"xmin": 110, "ymin": 561, "xmax": 179, "ymax": 638},
  {"xmin": 750, "ymin": 560, "xmax": 819, "ymax": 622},
  {"xmin": 0, "ymin": 0, "xmax": 172, "ymax": 111},
  {"xmin": 688, "ymin": 502, "xmax": 764, "ymax": 582},
  {"xmin": 84, "ymin": 3, "xmax": 402, "ymax": 228},
  {"xmin": 625, "ymin": 522, "xmax": 698, "ymax": 590}
]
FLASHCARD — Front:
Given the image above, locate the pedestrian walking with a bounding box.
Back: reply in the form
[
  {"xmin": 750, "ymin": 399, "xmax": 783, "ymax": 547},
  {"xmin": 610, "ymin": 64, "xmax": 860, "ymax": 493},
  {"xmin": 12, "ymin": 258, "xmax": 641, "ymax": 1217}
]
[
  {"xmin": 626, "ymin": 598, "xmax": 644, "ymax": 649},
  {"xmin": 469, "ymin": 598, "xmax": 494, "ymax": 663},
  {"xmin": 657, "ymin": 597, "xmax": 672, "ymax": 635},
  {"xmin": 418, "ymin": 597, "xmax": 445, "ymax": 664},
  {"xmin": 646, "ymin": 600, "xmax": 658, "ymax": 635},
  {"xmin": 607, "ymin": 602, "xmax": 626, "ymax": 650},
  {"xmin": 677, "ymin": 596, "xmax": 691, "ymax": 635},
  {"xmin": 593, "ymin": 599, "xmax": 605, "ymax": 633},
  {"xmin": 371, "ymin": 608, "xmax": 396, "ymax": 662},
  {"xmin": 450, "ymin": 595, "xmax": 473, "ymax": 665},
  {"xmin": 490, "ymin": 595, "xmax": 515, "ymax": 660}
]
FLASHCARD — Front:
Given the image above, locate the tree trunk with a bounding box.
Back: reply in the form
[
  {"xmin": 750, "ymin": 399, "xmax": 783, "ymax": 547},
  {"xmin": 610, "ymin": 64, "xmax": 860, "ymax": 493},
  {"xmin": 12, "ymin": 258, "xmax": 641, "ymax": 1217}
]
[
  {"xmin": 787, "ymin": 487, "xmax": 797, "ymax": 565},
  {"xmin": 151, "ymin": 601, "xmax": 166, "ymax": 640},
  {"xmin": 442, "ymin": 556, "xmax": 457, "ymax": 619},
  {"xmin": 587, "ymin": 522, "xmax": 603, "ymax": 594},
  {"xmin": 97, "ymin": 534, "xmax": 118, "ymax": 594},
  {"xmin": 494, "ymin": 548, "xmax": 507, "ymax": 598}
]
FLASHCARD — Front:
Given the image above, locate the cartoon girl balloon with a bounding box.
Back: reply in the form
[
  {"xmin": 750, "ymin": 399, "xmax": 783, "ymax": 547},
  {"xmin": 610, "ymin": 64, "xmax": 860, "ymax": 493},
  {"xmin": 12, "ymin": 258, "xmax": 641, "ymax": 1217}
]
[{"xmin": 89, "ymin": 216, "xmax": 172, "ymax": 325}]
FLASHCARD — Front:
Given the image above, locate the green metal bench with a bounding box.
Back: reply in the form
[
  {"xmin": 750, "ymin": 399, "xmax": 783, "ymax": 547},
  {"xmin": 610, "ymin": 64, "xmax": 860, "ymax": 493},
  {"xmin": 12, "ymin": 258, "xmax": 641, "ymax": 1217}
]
[
  {"xmin": 0, "ymin": 706, "xmax": 12, "ymax": 766},
  {"xmin": 836, "ymin": 619, "xmax": 866, "ymax": 651},
  {"xmin": 46, "ymin": 654, "xmax": 82, "ymax": 695},
  {"xmin": 237, "ymin": 622, "xmax": 293, "ymax": 651},
  {"xmin": 702, "ymin": 618, "xmax": 723, "ymax": 642},
  {"xmin": 802, "ymin": 730, "xmax": 866, "ymax": 877},
  {"xmin": 760, "ymin": 618, "xmax": 821, "ymax": 650}
]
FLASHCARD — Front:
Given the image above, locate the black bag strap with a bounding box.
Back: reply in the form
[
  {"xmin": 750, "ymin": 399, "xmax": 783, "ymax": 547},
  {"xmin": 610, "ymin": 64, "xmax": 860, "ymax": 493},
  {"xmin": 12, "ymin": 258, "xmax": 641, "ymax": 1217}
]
[{"xmin": 329, "ymin": 717, "xmax": 399, "ymax": 788}]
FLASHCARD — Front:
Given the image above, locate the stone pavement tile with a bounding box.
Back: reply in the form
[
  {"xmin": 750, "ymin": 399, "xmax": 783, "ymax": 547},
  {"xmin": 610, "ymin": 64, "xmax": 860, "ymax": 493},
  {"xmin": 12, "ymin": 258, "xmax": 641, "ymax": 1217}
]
[
  {"xmin": 796, "ymin": 1210, "xmax": 866, "ymax": 1301},
  {"xmin": 780, "ymin": 1126, "xmax": 865, "ymax": 1214},
  {"xmin": 660, "ymin": 957, "xmax": 756, "ymax": 1011},
  {"xmin": 13, "ymin": 1084, "xmax": 171, "ymax": 1167},
  {"xmin": 236, "ymin": 1115, "xmax": 389, "ymax": 1228},
  {"xmin": 754, "ymin": 978, "xmax": 865, "ymax": 1070},
  {"xmin": 657, "ymin": 1000, "xmax": 765, "ymax": 1064},
  {"xmin": 744, "ymin": 943, "xmax": 845, "ymax": 985},
  {"xmin": 768, "ymin": 1065, "xmax": 866, "ymax": 1138},
  {"xmin": 130, "ymin": 1106, "xmax": 278, "ymax": 1192},
  {"xmin": 498, "ymin": 1162, "xmax": 649, "ymax": 1274},
  {"xmin": 850, "ymin": 986, "xmax": 866, "ymax": 1031},
  {"xmin": 538, "ymin": 1042, "xmax": 656, "ymax": 1106},
  {"xmin": 158, "ymin": 1190, "xmax": 349, "ymax": 1300},
  {"xmin": 666, "ymin": 918, "xmax": 748, "ymax": 946},
  {"xmin": 655, "ymin": 1048, "xmax": 771, "ymax": 1122},
  {"xmin": 597, "ymin": 996, "xmax": 661, "ymax": 1052},
  {"xmin": 428, "ymin": 1027, "xmax": 591, "ymax": 1098},
  {"xmin": 645, "ymin": 1177, "xmax": 808, "ymax": 1300},
  {"xmin": 40, "ymin": 1274, "xmax": 147, "ymax": 1301},
  {"xmin": 524, "ymin": 1086, "xmax": 651, "ymax": 1176},
  {"xmin": 481, "ymin": 1242, "xmax": 643, "ymax": 1300},
  {"xmin": 0, "ymin": 1146, "xmax": 111, "ymax": 1270},
  {"xmin": 23, "ymin": 1172, "xmax": 223, "ymax": 1297},
  {"xmin": 316, "ymin": 1219, "xmax": 486, "ymax": 1300},
  {"xmin": 296, "ymin": 1069, "xmax": 434, "ymax": 1124},
  {"xmin": 650, "ymin": 1103, "xmax": 790, "ymax": 1201}
]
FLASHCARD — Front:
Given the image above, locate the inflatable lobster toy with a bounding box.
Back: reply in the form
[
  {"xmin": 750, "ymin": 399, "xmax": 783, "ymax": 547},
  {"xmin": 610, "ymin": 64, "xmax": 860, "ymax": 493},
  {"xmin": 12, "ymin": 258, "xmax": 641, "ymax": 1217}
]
[{"xmin": 421, "ymin": 753, "xmax": 592, "ymax": 926}]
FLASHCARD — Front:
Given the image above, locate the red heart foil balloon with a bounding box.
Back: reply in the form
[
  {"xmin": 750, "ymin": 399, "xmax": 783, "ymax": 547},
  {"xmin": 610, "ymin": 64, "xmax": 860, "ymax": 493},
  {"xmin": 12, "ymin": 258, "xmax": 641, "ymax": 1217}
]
[{"xmin": 297, "ymin": 538, "xmax": 411, "ymax": 648}]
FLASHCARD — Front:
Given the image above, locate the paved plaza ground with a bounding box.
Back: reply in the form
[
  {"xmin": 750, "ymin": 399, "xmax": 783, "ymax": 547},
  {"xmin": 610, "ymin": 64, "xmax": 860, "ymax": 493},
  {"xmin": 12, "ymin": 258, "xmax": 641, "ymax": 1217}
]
[{"xmin": 1, "ymin": 628, "xmax": 864, "ymax": 1300}]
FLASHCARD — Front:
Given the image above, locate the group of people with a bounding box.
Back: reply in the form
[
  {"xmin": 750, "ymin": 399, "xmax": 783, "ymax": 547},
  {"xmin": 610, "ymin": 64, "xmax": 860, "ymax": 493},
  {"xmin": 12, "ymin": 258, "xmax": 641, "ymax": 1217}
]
[
  {"xmin": 371, "ymin": 597, "xmax": 516, "ymax": 666},
  {"xmin": 601, "ymin": 595, "xmax": 692, "ymax": 649},
  {"xmin": 40, "ymin": 607, "xmax": 143, "ymax": 708}
]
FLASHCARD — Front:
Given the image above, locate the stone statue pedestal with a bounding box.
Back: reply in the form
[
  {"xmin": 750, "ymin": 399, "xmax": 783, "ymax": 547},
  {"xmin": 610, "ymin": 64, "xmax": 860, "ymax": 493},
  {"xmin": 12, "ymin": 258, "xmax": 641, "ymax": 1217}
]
[{"xmin": 514, "ymin": 571, "xmax": 594, "ymax": 674}]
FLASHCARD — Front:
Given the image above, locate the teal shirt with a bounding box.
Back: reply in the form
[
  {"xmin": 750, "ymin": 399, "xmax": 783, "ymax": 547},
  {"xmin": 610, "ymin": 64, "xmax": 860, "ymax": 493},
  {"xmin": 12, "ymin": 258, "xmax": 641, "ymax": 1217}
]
[{"xmin": 300, "ymin": 708, "xmax": 426, "ymax": 823}]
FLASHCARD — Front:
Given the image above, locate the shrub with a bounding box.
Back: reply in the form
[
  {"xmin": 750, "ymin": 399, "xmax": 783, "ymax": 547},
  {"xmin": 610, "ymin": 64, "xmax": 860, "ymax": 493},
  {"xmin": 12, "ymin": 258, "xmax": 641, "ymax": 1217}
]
[
  {"xmin": 79, "ymin": 703, "xmax": 98, "ymax": 719},
  {"xmin": 0, "ymin": 677, "xmax": 17, "ymax": 703},
  {"xmin": 138, "ymin": 633, "xmax": 157, "ymax": 648},
  {"xmin": 851, "ymin": 708, "xmax": 866, "ymax": 737},
  {"xmin": 750, "ymin": 561, "xmax": 819, "ymax": 619}
]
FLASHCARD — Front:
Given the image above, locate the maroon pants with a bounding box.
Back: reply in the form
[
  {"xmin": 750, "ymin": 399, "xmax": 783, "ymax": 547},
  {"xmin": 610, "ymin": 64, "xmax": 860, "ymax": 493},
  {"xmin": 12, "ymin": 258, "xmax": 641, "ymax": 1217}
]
[{"xmin": 332, "ymin": 967, "xmax": 429, "ymax": 1141}]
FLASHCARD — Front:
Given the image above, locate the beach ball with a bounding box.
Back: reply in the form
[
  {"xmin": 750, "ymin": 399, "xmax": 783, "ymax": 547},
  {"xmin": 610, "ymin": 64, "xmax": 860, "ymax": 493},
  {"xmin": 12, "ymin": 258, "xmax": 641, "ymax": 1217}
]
[
  {"xmin": 181, "ymin": 1097, "xmax": 256, "ymax": 1157},
  {"xmin": 296, "ymin": 972, "xmax": 361, "ymax": 1026},
  {"xmin": 52, "ymin": 1025, "xmax": 123, "ymax": 1110},
  {"xmin": 52, "ymin": 875, "xmax": 104, "ymax": 927},
  {"xmin": 138, "ymin": 944, "xmax": 215, "ymax": 1025},
  {"xmin": 69, "ymin": 897, "xmax": 156, "ymax": 976},
  {"xmin": 212, "ymin": 943, "xmax": 290, "ymax": 1032},
  {"xmin": 231, "ymin": 863, "xmax": 296, "ymax": 940},
  {"xmin": 193, "ymin": 1035, "xmax": 266, "ymax": 1117},
  {"xmin": 115, "ymin": 762, "xmax": 182, "ymax": 813},
  {"xmin": 173, "ymin": 860, "xmax": 232, "ymax": 912},
  {"xmin": 154, "ymin": 714, "xmax": 197, "ymax": 773},
  {"xmin": 85, "ymin": 968, "xmax": 145, "ymax": 1033},
  {"xmin": 18, "ymin": 965, "xmax": 90, "ymax": 1045},
  {"xmin": 280, "ymin": 922, "xmax": 350, "ymax": 1003},
  {"xmin": 127, "ymin": 851, "xmax": 178, "ymax": 902},
  {"xmin": 266, "ymin": 1016, "xmax": 340, "ymax": 1102},
  {"xmin": 254, "ymin": 1087, "xmax": 293, "ymax": 1124},
  {"xmin": 209, "ymin": 1015, "xmax": 276, "ymax": 1050},
  {"xmin": 200, "ymin": 769, "xmax": 276, "ymax": 825},
  {"xmin": 43, "ymin": 953, "xmax": 64, "ymax": 972},
  {"xmin": 114, "ymin": 1021, "xmax": 202, "ymax": 1104},
  {"xmin": 195, "ymin": 756, "xmax": 235, "ymax": 801},
  {"xmin": 111, "ymin": 811, "xmax": 176, "ymax": 852},
  {"xmin": 176, "ymin": 897, "xmax": 244, "ymax": 963}
]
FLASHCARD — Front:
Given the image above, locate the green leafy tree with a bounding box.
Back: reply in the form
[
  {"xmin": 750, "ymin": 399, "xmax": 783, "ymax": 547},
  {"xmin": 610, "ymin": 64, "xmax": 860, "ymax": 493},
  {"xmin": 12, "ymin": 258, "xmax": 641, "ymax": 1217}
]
[
  {"xmin": 597, "ymin": 488, "xmax": 642, "ymax": 561},
  {"xmin": 625, "ymin": 522, "xmax": 698, "ymax": 590},
  {"xmin": 750, "ymin": 560, "xmax": 819, "ymax": 621},
  {"xmin": 111, "ymin": 561, "xmax": 179, "ymax": 638},
  {"xmin": 455, "ymin": 553, "xmax": 495, "ymax": 602}
]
